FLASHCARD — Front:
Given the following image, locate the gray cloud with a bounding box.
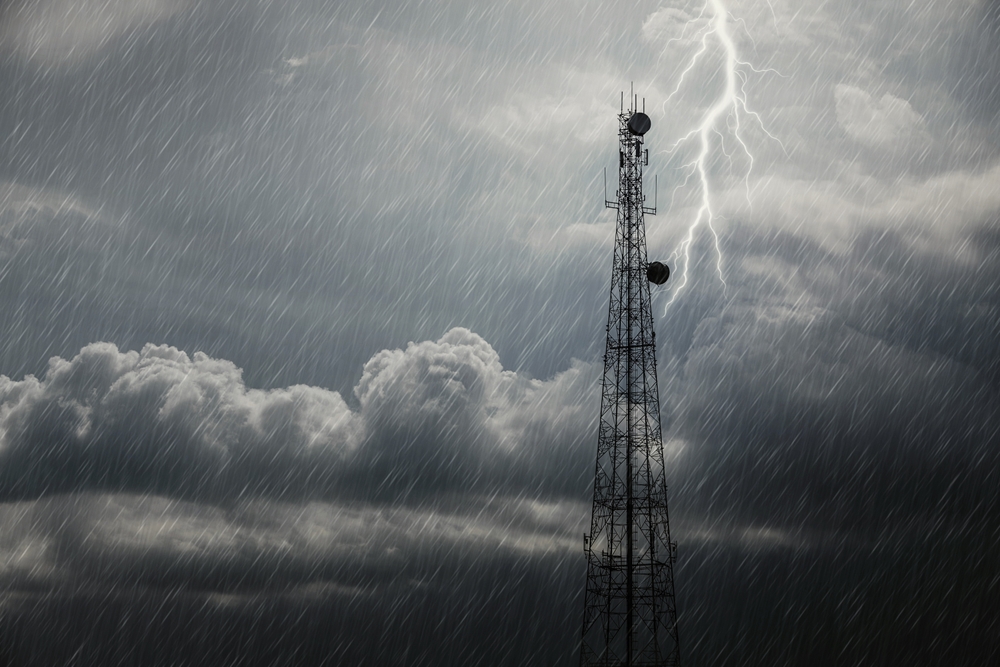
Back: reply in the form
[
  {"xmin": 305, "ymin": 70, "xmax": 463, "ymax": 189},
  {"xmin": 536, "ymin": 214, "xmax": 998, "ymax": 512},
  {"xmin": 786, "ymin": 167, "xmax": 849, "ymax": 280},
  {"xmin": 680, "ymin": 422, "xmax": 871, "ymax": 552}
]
[
  {"xmin": 0, "ymin": 3, "xmax": 997, "ymax": 552},
  {"xmin": 834, "ymin": 84, "xmax": 928, "ymax": 147},
  {"xmin": 0, "ymin": 0, "xmax": 190, "ymax": 66},
  {"xmin": 0, "ymin": 491, "xmax": 590, "ymax": 667},
  {"xmin": 0, "ymin": 493, "xmax": 585, "ymax": 594},
  {"xmin": 0, "ymin": 329, "xmax": 596, "ymax": 501},
  {"xmin": 653, "ymin": 216, "xmax": 1000, "ymax": 536},
  {"xmin": 1, "ymin": 0, "xmax": 999, "ymax": 662}
]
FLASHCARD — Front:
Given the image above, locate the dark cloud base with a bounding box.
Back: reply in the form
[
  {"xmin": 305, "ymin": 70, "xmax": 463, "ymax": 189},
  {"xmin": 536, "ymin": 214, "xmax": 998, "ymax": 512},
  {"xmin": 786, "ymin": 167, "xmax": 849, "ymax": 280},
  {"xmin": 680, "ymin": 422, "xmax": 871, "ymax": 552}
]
[
  {"xmin": 2, "ymin": 537, "xmax": 998, "ymax": 667},
  {"xmin": 679, "ymin": 531, "xmax": 1000, "ymax": 667},
  {"xmin": 0, "ymin": 553, "xmax": 584, "ymax": 667}
]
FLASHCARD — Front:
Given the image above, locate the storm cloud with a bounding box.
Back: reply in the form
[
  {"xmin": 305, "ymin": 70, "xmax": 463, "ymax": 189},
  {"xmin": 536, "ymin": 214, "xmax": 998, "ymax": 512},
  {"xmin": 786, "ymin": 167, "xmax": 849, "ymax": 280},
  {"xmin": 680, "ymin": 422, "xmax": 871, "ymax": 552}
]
[
  {"xmin": 0, "ymin": 329, "xmax": 596, "ymax": 501},
  {"xmin": 1, "ymin": 0, "xmax": 1000, "ymax": 664}
]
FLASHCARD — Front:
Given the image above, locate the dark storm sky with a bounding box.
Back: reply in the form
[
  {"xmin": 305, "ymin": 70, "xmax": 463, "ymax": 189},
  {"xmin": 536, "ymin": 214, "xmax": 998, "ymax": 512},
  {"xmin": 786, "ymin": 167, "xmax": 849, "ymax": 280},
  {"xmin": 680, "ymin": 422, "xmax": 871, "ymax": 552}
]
[{"xmin": 0, "ymin": 0, "xmax": 998, "ymax": 665}]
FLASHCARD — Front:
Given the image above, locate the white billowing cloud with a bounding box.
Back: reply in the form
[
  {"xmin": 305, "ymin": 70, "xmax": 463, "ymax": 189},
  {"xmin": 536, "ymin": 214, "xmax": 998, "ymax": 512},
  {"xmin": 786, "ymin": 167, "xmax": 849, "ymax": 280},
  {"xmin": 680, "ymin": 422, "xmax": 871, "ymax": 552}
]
[
  {"xmin": 0, "ymin": 328, "xmax": 597, "ymax": 500},
  {"xmin": 0, "ymin": 0, "xmax": 189, "ymax": 66},
  {"xmin": 834, "ymin": 84, "xmax": 927, "ymax": 147},
  {"xmin": 356, "ymin": 327, "xmax": 511, "ymax": 447},
  {"xmin": 352, "ymin": 327, "xmax": 597, "ymax": 494},
  {"xmin": 0, "ymin": 341, "xmax": 362, "ymax": 497}
]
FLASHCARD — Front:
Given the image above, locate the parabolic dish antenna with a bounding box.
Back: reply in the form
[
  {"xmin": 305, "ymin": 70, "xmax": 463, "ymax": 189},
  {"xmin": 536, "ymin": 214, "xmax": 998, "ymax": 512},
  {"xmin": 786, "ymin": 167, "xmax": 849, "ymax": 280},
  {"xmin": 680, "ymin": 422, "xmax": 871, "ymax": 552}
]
[
  {"xmin": 647, "ymin": 261, "xmax": 669, "ymax": 285},
  {"xmin": 627, "ymin": 112, "xmax": 651, "ymax": 136}
]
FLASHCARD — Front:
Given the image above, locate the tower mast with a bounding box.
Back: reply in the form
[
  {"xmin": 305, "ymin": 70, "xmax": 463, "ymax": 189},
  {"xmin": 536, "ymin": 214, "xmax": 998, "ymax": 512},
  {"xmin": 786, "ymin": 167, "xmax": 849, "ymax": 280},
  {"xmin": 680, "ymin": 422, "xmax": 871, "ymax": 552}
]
[{"xmin": 580, "ymin": 92, "xmax": 679, "ymax": 667}]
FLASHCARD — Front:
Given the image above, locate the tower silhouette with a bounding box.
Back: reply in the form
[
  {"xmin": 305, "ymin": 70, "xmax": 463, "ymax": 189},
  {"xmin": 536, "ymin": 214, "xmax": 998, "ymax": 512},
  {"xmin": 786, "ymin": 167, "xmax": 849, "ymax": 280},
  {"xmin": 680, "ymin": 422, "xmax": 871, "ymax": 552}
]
[{"xmin": 580, "ymin": 93, "xmax": 680, "ymax": 667}]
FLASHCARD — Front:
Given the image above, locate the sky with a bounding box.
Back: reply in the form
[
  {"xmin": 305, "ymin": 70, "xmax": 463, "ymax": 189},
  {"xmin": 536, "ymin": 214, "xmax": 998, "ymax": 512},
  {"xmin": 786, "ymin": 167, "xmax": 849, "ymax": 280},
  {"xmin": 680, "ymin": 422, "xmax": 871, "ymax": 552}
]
[{"xmin": 0, "ymin": 0, "xmax": 998, "ymax": 665}]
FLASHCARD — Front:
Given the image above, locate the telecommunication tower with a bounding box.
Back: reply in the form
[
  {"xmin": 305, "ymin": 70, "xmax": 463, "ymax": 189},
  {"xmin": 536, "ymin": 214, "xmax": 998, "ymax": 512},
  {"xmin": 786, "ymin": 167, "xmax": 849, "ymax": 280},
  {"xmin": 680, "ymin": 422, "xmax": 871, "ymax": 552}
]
[{"xmin": 580, "ymin": 91, "xmax": 680, "ymax": 667}]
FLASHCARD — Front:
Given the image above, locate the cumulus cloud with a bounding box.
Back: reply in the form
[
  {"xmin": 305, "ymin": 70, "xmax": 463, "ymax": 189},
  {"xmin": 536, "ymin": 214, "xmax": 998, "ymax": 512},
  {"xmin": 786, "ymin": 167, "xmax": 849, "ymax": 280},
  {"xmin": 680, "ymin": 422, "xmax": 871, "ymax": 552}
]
[
  {"xmin": 834, "ymin": 84, "xmax": 928, "ymax": 147},
  {"xmin": 0, "ymin": 0, "xmax": 189, "ymax": 66},
  {"xmin": 0, "ymin": 329, "xmax": 596, "ymax": 501}
]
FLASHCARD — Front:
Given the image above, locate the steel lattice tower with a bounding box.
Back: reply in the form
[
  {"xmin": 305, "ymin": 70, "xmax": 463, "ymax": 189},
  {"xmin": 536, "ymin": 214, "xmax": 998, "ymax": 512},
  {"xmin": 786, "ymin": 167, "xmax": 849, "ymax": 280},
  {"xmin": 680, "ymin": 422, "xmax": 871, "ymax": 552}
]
[{"xmin": 580, "ymin": 93, "xmax": 680, "ymax": 667}]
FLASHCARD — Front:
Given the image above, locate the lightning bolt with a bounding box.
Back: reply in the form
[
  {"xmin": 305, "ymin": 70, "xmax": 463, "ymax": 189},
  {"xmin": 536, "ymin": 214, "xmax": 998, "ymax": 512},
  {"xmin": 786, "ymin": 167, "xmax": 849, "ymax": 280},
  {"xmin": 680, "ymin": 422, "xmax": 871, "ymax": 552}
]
[{"xmin": 657, "ymin": 0, "xmax": 785, "ymax": 309}]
